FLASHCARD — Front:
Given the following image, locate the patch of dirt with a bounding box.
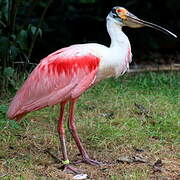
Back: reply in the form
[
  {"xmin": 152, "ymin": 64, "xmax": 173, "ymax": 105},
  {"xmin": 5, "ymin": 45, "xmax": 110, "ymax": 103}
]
[
  {"xmin": 2, "ymin": 142, "xmax": 179, "ymax": 179},
  {"xmin": 1, "ymin": 118, "xmax": 179, "ymax": 179}
]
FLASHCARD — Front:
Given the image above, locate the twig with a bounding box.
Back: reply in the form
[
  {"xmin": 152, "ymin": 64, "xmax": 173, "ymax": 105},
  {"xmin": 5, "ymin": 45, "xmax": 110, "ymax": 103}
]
[
  {"xmin": 28, "ymin": 0, "xmax": 53, "ymax": 59},
  {"xmin": 44, "ymin": 149, "xmax": 62, "ymax": 164},
  {"xmin": 9, "ymin": 0, "xmax": 20, "ymax": 34},
  {"xmin": 21, "ymin": 0, "xmax": 39, "ymax": 29}
]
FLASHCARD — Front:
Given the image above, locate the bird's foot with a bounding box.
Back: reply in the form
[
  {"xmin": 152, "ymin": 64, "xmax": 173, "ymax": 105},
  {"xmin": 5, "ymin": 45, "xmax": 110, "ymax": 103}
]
[
  {"xmin": 62, "ymin": 164, "xmax": 81, "ymax": 174},
  {"xmin": 73, "ymin": 157, "xmax": 104, "ymax": 166}
]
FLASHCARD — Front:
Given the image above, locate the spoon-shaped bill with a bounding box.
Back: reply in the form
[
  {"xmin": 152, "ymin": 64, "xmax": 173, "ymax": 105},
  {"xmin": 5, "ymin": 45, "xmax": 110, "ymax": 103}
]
[{"xmin": 126, "ymin": 13, "xmax": 177, "ymax": 38}]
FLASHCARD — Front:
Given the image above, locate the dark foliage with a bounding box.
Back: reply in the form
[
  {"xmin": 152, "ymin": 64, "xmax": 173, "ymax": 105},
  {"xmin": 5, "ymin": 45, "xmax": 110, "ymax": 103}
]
[{"xmin": 34, "ymin": 0, "xmax": 179, "ymax": 60}]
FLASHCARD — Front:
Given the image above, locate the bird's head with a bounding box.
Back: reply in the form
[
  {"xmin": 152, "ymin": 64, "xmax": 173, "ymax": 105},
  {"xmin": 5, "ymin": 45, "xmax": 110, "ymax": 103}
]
[{"xmin": 109, "ymin": 6, "xmax": 177, "ymax": 38}]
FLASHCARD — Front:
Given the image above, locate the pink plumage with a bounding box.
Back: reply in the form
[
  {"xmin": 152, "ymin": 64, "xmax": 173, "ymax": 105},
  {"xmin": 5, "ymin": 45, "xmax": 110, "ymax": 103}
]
[{"xmin": 7, "ymin": 45, "xmax": 100, "ymax": 120}]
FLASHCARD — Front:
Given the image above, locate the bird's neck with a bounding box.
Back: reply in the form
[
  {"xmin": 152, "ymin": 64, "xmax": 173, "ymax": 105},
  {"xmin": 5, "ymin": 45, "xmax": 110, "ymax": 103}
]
[{"xmin": 106, "ymin": 18, "xmax": 130, "ymax": 48}]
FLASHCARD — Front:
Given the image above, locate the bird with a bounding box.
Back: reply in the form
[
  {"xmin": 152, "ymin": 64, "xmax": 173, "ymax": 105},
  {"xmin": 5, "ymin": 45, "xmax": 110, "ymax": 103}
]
[{"xmin": 7, "ymin": 7, "xmax": 176, "ymax": 173}]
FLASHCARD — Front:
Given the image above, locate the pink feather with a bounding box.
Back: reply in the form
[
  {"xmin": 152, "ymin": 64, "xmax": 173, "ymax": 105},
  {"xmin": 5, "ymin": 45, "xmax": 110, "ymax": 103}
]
[{"xmin": 7, "ymin": 45, "xmax": 100, "ymax": 120}]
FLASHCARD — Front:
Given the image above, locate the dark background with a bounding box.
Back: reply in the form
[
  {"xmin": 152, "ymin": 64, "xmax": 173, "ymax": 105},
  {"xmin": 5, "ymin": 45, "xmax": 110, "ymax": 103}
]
[{"xmin": 35, "ymin": 0, "xmax": 179, "ymax": 64}]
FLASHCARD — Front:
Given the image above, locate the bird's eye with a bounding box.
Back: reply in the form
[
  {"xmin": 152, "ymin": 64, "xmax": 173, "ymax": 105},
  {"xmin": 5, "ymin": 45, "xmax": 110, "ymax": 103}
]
[
  {"xmin": 111, "ymin": 8, "xmax": 119, "ymax": 18},
  {"xmin": 116, "ymin": 9, "xmax": 122, "ymax": 13}
]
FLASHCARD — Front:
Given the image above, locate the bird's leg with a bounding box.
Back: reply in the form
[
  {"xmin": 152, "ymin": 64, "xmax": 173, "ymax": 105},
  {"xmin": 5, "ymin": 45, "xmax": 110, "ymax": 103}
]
[
  {"xmin": 68, "ymin": 99, "xmax": 103, "ymax": 166},
  {"xmin": 57, "ymin": 102, "xmax": 68, "ymax": 163},
  {"xmin": 57, "ymin": 102, "xmax": 80, "ymax": 174}
]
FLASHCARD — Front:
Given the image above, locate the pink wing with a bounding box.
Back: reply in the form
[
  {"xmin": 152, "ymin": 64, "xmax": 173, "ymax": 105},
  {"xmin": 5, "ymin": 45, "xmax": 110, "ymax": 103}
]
[{"xmin": 7, "ymin": 45, "xmax": 100, "ymax": 120}]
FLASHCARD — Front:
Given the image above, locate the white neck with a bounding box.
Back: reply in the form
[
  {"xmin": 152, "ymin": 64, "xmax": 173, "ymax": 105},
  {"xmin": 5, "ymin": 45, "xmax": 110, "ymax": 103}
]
[
  {"xmin": 94, "ymin": 16, "xmax": 132, "ymax": 82},
  {"xmin": 106, "ymin": 16, "xmax": 130, "ymax": 48}
]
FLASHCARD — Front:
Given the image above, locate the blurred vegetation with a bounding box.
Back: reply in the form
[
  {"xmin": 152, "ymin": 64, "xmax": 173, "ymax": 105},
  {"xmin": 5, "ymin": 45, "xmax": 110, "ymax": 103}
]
[
  {"xmin": 0, "ymin": 0, "xmax": 53, "ymax": 93},
  {"xmin": 0, "ymin": 0, "xmax": 179, "ymax": 94}
]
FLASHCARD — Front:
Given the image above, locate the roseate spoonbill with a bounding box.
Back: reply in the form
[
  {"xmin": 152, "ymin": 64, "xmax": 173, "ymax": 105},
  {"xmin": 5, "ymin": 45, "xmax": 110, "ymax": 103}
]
[{"xmin": 8, "ymin": 7, "xmax": 176, "ymax": 173}]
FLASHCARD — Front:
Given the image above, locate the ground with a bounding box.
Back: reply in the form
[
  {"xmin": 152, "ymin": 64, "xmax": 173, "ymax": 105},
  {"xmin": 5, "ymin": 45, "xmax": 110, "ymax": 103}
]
[{"xmin": 0, "ymin": 72, "xmax": 179, "ymax": 179}]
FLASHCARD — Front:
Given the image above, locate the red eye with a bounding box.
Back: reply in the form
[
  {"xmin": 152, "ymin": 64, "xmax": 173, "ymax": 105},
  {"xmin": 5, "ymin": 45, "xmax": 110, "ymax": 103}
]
[{"xmin": 117, "ymin": 9, "xmax": 122, "ymax": 13}]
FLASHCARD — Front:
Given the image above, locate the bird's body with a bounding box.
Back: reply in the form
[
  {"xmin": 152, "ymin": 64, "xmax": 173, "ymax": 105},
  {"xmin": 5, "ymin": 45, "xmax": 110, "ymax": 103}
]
[
  {"xmin": 7, "ymin": 6, "xmax": 176, "ymax": 173},
  {"xmin": 8, "ymin": 18, "xmax": 132, "ymax": 120}
]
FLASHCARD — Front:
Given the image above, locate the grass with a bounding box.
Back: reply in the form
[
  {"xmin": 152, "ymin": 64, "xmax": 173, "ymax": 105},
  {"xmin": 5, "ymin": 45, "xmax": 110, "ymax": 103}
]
[{"xmin": 0, "ymin": 71, "xmax": 179, "ymax": 179}]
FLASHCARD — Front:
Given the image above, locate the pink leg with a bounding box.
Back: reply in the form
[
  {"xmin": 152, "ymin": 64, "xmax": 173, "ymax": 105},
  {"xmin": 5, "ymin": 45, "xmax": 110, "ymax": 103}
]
[
  {"xmin": 57, "ymin": 102, "xmax": 68, "ymax": 162},
  {"xmin": 68, "ymin": 99, "xmax": 103, "ymax": 166},
  {"xmin": 57, "ymin": 102, "xmax": 80, "ymax": 174}
]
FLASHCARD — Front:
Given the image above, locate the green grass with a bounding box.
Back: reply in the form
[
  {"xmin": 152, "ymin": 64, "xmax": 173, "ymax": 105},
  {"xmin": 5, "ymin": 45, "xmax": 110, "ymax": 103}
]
[{"xmin": 0, "ymin": 72, "xmax": 179, "ymax": 179}]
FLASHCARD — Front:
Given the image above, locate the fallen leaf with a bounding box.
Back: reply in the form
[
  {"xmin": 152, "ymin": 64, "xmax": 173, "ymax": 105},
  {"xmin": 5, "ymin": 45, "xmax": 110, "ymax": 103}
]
[
  {"xmin": 132, "ymin": 155, "xmax": 147, "ymax": 163},
  {"xmin": 117, "ymin": 156, "xmax": 134, "ymax": 163},
  {"xmin": 133, "ymin": 147, "xmax": 144, "ymax": 153},
  {"xmin": 99, "ymin": 112, "xmax": 114, "ymax": 118},
  {"xmin": 117, "ymin": 155, "xmax": 147, "ymax": 164},
  {"xmin": 154, "ymin": 159, "xmax": 163, "ymax": 167},
  {"xmin": 152, "ymin": 159, "xmax": 163, "ymax": 173}
]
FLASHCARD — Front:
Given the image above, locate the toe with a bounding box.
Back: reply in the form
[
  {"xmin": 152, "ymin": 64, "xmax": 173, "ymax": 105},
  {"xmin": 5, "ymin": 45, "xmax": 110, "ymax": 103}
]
[{"xmin": 62, "ymin": 164, "xmax": 81, "ymax": 174}]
